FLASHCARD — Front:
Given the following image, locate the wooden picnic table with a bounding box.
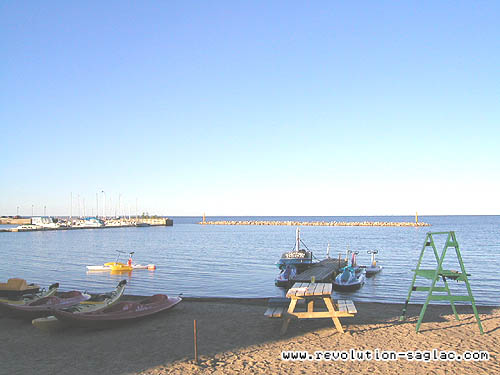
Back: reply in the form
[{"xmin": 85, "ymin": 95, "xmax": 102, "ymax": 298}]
[{"xmin": 280, "ymin": 282, "xmax": 356, "ymax": 334}]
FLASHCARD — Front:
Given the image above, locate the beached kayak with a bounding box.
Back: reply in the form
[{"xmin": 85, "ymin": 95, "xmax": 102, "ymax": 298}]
[
  {"xmin": 32, "ymin": 280, "xmax": 127, "ymax": 331},
  {"xmin": 54, "ymin": 294, "xmax": 181, "ymax": 328},
  {"xmin": 0, "ymin": 290, "xmax": 91, "ymax": 320}
]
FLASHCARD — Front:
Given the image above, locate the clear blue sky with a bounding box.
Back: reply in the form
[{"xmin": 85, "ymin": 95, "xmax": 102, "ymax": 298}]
[{"xmin": 1, "ymin": 1, "xmax": 499, "ymax": 216}]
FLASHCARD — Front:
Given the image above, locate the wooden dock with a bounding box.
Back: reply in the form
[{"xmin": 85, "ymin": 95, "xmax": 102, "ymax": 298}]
[{"xmin": 291, "ymin": 258, "xmax": 347, "ymax": 283}]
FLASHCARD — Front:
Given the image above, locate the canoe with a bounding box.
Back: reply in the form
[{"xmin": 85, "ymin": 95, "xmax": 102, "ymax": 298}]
[
  {"xmin": 0, "ymin": 290, "xmax": 91, "ymax": 320},
  {"xmin": 86, "ymin": 262, "xmax": 156, "ymax": 272},
  {"xmin": 53, "ymin": 294, "xmax": 181, "ymax": 328},
  {"xmin": 32, "ymin": 280, "xmax": 127, "ymax": 331},
  {"xmin": 0, "ymin": 278, "xmax": 40, "ymax": 298},
  {"xmin": 0, "ymin": 282, "xmax": 59, "ymax": 306}
]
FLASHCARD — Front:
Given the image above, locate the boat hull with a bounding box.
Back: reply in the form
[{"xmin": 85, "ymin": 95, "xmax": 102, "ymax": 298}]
[
  {"xmin": 32, "ymin": 280, "xmax": 127, "ymax": 331},
  {"xmin": 53, "ymin": 295, "xmax": 181, "ymax": 328},
  {"xmin": 332, "ymin": 271, "xmax": 366, "ymax": 292},
  {"xmin": 365, "ymin": 265, "xmax": 383, "ymax": 277},
  {"xmin": 332, "ymin": 280, "xmax": 365, "ymax": 291},
  {"xmin": 0, "ymin": 291, "xmax": 91, "ymax": 320}
]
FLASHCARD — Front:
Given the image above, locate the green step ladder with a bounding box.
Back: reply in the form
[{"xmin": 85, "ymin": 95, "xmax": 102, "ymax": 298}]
[{"xmin": 400, "ymin": 231, "xmax": 483, "ymax": 334}]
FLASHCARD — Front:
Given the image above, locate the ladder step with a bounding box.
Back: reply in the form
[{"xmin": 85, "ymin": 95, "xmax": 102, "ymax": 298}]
[
  {"xmin": 412, "ymin": 286, "xmax": 447, "ymax": 292},
  {"xmin": 429, "ymin": 295, "xmax": 473, "ymax": 302},
  {"xmin": 413, "ymin": 270, "xmax": 437, "ymax": 279}
]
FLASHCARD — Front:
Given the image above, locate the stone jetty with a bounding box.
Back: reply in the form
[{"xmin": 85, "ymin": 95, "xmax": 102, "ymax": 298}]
[{"xmin": 200, "ymin": 220, "xmax": 430, "ymax": 227}]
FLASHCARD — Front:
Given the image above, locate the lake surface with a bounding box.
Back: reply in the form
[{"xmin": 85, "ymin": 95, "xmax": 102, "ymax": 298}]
[{"xmin": 0, "ymin": 216, "xmax": 498, "ymax": 305}]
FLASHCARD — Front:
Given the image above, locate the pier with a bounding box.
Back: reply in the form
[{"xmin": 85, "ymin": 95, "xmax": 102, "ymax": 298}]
[
  {"xmin": 291, "ymin": 258, "xmax": 348, "ymax": 283},
  {"xmin": 200, "ymin": 220, "xmax": 430, "ymax": 227}
]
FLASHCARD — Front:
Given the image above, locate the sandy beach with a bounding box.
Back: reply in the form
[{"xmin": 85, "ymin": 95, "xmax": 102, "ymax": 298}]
[{"xmin": 0, "ymin": 298, "xmax": 498, "ymax": 375}]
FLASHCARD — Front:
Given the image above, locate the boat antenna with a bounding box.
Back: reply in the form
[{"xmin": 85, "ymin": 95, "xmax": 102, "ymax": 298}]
[
  {"xmin": 326, "ymin": 243, "xmax": 331, "ymax": 259},
  {"xmin": 295, "ymin": 227, "xmax": 300, "ymax": 251}
]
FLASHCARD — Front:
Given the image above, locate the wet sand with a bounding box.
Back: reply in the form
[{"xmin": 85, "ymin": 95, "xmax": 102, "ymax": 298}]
[{"xmin": 0, "ymin": 299, "xmax": 498, "ymax": 374}]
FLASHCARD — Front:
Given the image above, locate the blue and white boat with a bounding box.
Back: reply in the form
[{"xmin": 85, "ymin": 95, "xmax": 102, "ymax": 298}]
[{"xmin": 332, "ymin": 266, "xmax": 365, "ymax": 291}]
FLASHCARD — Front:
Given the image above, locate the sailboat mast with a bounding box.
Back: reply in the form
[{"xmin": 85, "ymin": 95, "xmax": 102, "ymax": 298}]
[{"xmin": 296, "ymin": 227, "xmax": 300, "ymax": 251}]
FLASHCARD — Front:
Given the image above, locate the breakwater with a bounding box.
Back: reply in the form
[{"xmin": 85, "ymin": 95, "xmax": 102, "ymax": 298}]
[{"xmin": 200, "ymin": 220, "xmax": 430, "ymax": 227}]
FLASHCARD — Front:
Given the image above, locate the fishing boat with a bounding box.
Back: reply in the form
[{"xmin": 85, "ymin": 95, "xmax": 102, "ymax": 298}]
[
  {"xmin": 32, "ymin": 280, "xmax": 127, "ymax": 331},
  {"xmin": 0, "ymin": 290, "xmax": 91, "ymax": 320},
  {"xmin": 0, "ymin": 282, "xmax": 59, "ymax": 305},
  {"xmin": 275, "ymin": 228, "xmax": 315, "ymax": 287},
  {"xmin": 86, "ymin": 251, "xmax": 156, "ymax": 272},
  {"xmin": 363, "ymin": 250, "xmax": 383, "ymax": 277},
  {"xmin": 332, "ymin": 266, "xmax": 365, "ymax": 291},
  {"xmin": 0, "ymin": 278, "xmax": 40, "ymax": 298},
  {"xmin": 53, "ymin": 294, "xmax": 181, "ymax": 328}
]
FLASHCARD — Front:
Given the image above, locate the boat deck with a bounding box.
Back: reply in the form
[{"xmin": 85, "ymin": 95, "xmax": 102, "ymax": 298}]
[{"xmin": 291, "ymin": 258, "xmax": 347, "ymax": 283}]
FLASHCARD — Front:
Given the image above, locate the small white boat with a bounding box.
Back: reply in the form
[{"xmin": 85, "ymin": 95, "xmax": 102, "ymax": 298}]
[
  {"xmin": 80, "ymin": 218, "xmax": 105, "ymax": 228},
  {"xmin": 364, "ymin": 250, "xmax": 383, "ymax": 277}
]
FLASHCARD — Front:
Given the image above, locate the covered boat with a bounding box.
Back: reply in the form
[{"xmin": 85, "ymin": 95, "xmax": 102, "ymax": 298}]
[
  {"xmin": 0, "ymin": 290, "xmax": 91, "ymax": 320},
  {"xmin": 32, "ymin": 280, "xmax": 127, "ymax": 331},
  {"xmin": 0, "ymin": 282, "xmax": 59, "ymax": 305},
  {"xmin": 332, "ymin": 266, "xmax": 365, "ymax": 291},
  {"xmin": 0, "ymin": 278, "xmax": 40, "ymax": 298},
  {"xmin": 275, "ymin": 228, "xmax": 315, "ymax": 287},
  {"xmin": 53, "ymin": 294, "xmax": 181, "ymax": 328}
]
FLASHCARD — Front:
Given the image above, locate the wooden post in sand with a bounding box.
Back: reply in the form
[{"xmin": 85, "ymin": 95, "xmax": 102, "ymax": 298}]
[{"xmin": 193, "ymin": 319, "xmax": 198, "ymax": 363}]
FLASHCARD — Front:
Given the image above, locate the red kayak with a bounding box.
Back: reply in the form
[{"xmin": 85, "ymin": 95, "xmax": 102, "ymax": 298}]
[
  {"xmin": 53, "ymin": 294, "xmax": 181, "ymax": 328},
  {"xmin": 0, "ymin": 291, "xmax": 91, "ymax": 320}
]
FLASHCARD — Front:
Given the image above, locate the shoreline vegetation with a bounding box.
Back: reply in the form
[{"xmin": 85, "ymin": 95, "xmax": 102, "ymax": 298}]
[{"xmin": 199, "ymin": 220, "xmax": 430, "ymax": 227}]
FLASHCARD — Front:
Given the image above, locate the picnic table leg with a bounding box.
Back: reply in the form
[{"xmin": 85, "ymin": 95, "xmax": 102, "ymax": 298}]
[
  {"xmin": 280, "ymin": 298, "xmax": 298, "ymax": 335},
  {"xmin": 324, "ymin": 297, "xmax": 344, "ymax": 333},
  {"xmin": 307, "ymin": 299, "xmax": 314, "ymax": 313}
]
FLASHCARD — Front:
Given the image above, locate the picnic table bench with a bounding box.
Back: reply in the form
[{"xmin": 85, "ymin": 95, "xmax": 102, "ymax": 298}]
[{"xmin": 264, "ymin": 282, "xmax": 357, "ymax": 334}]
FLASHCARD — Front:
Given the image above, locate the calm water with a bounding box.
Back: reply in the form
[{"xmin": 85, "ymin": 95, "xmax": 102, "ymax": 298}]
[{"xmin": 0, "ymin": 216, "xmax": 499, "ymax": 305}]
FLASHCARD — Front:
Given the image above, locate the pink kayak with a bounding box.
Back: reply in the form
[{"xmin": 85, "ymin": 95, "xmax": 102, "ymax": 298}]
[
  {"xmin": 54, "ymin": 294, "xmax": 181, "ymax": 328},
  {"xmin": 0, "ymin": 290, "xmax": 91, "ymax": 320}
]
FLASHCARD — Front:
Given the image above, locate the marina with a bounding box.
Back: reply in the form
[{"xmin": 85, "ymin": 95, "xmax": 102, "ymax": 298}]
[{"xmin": 0, "ymin": 217, "xmax": 173, "ymax": 232}]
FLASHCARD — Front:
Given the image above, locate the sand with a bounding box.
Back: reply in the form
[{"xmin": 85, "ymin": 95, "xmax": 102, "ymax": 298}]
[{"xmin": 0, "ymin": 298, "xmax": 498, "ymax": 375}]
